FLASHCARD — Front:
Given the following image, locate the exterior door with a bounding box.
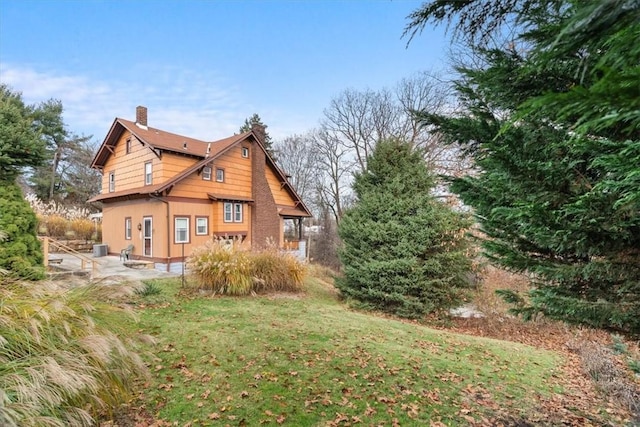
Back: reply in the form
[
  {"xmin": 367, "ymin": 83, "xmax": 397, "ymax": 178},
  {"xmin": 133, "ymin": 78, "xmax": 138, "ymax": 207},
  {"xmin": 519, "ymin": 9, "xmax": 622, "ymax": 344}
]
[{"xmin": 143, "ymin": 217, "xmax": 152, "ymax": 257}]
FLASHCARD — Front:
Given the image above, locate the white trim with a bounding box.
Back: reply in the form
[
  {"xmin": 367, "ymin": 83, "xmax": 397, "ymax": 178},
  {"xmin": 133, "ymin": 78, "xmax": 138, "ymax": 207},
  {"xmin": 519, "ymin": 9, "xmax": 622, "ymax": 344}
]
[{"xmin": 175, "ymin": 217, "xmax": 189, "ymax": 243}]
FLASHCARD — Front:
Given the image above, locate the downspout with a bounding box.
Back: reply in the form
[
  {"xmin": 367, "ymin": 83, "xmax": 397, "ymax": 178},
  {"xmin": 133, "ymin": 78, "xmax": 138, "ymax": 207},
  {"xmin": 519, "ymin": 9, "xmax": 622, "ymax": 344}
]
[{"xmin": 150, "ymin": 192, "xmax": 171, "ymax": 271}]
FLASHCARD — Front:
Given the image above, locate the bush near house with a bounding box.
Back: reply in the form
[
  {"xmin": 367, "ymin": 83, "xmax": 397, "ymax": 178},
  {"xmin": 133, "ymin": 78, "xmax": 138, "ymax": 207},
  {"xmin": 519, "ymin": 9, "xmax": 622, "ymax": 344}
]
[
  {"xmin": 0, "ymin": 181, "xmax": 45, "ymax": 280},
  {"xmin": 251, "ymin": 247, "xmax": 306, "ymax": 292},
  {"xmin": 187, "ymin": 240, "xmax": 307, "ymax": 295},
  {"xmin": 44, "ymin": 215, "xmax": 68, "ymax": 239},
  {"xmin": 70, "ymin": 218, "xmax": 95, "ymax": 241}
]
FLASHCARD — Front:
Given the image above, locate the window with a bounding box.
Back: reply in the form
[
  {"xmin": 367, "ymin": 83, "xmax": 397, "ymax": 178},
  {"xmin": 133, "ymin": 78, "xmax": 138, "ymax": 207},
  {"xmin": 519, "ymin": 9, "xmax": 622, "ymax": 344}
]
[
  {"xmin": 216, "ymin": 168, "xmax": 224, "ymax": 182},
  {"xmin": 125, "ymin": 217, "xmax": 132, "ymax": 240},
  {"xmin": 224, "ymin": 202, "xmax": 243, "ymax": 223},
  {"xmin": 242, "ymin": 147, "xmax": 249, "ymax": 158},
  {"xmin": 202, "ymin": 166, "xmax": 212, "ymax": 181},
  {"xmin": 126, "ymin": 138, "xmax": 131, "ymax": 154},
  {"xmin": 223, "ymin": 203, "xmax": 233, "ymax": 223},
  {"xmin": 175, "ymin": 217, "xmax": 189, "ymax": 243},
  {"xmin": 196, "ymin": 217, "xmax": 208, "ymax": 235},
  {"xmin": 234, "ymin": 203, "xmax": 243, "ymax": 222},
  {"xmin": 145, "ymin": 162, "xmax": 152, "ymax": 185},
  {"xmin": 109, "ymin": 172, "xmax": 115, "ymax": 192}
]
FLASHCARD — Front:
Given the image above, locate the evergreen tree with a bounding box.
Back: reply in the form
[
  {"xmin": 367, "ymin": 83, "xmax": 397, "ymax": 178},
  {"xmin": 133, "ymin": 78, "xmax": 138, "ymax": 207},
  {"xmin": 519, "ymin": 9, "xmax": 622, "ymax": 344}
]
[
  {"xmin": 239, "ymin": 113, "xmax": 273, "ymax": 153},
  {"xmin": 336, "ymin": 139, "xmax": 473, "ymax": 319},
  {"xmin": 408, "ymin": 1, "xmax": 640, "ymax": 333},
  {"xmin": 0, "ymin": 181, "xmax": 45, "ymax": 280},
  {"xmin": 29, "ymin": 99, "xmax": 99, "ymax": 203},
  {"xmin": 0, "ymin": 85, "xmax": 47, "ymax": 180}
]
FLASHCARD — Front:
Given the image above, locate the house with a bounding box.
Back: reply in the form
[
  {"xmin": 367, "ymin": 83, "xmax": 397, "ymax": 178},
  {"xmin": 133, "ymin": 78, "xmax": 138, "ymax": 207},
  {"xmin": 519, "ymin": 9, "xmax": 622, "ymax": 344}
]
[{"xmin": 89, "ymin": 106, "xmax": 311, "ymax": 271}]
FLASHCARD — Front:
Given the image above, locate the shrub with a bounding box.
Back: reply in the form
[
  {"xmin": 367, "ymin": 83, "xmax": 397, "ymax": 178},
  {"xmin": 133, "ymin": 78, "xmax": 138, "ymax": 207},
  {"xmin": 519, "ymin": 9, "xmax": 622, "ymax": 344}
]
[
  {"xmin": 188, "ymin": 240, "xmax": 252, "ymax": 295},
  {"xmin": 251, "ymin": 248, "xmax": 306, "ymax": 292},
  {"xmin": 71, "ymin": 218, "xmax": 95, "ymax": 240},
  {"xmin": 135, "ymin": 281, "xmax": 162, "ymax": 297},
  {"xmin": 45, "ymin": 215, "xmax": 69, "ymax": 239},
  {"xmin": 188, "ymin": 240, "xmax": 306, "ymax": 295},
  {"xmin": 0, "ymin": 181, "xmax": 45, "ymax": 280},
  {"xmin": 337, "ymin": 140, "xmax": 473, "ymax": 319},
  {"xmin": 0, "ymin": 280, "xmax": 147, "ymax": 426}
]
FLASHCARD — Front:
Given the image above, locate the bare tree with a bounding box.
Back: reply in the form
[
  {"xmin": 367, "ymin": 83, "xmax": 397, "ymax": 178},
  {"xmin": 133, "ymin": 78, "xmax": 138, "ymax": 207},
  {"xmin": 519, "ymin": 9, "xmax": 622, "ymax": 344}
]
[
  {"xmin": 311, "ymin": 128, "xmax": 354, "ymax": 224},
  {"xmin": 272, "ymin": 133, "xmax": 317, "ymax": 208},
  {"xmin": 322, "ymin": 88, "xmax": 378, "ymax": 172}
]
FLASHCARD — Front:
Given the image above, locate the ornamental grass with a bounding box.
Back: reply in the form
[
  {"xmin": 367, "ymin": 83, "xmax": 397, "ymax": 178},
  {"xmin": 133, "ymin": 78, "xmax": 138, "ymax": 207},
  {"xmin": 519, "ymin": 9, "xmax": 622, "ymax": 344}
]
[
  {"xmin": 187, "ymin": 239, "xmax": 252, "ymax": 295},
  {"xmin": 0, "ymin": 279, "xmax": 147, "ymax": 427},
  {"xmin": 251, "ymin": 247, "xmax": 306, "ymax": 292},
  {"xmin": 187, "ymin": 239, "xmax": 306, "ymax": 295}
]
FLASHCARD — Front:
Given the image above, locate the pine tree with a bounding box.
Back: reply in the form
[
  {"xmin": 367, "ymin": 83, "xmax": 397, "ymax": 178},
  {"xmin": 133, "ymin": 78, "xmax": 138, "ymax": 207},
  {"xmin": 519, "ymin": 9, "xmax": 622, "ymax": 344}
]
[
  {"xmin": 408, "ymin": 1, "xmax": 640, "ymax": 334},
  {"xmin": 0, "ymin": 85, "xmax": 47, "ymax": 180},
  {"xmin": 239, "ymin": 113, "xmax": 273, "ymax": 153},
  {"xmin": 336, "ymin": 139, "xmax": 473, "ymax": 319}
]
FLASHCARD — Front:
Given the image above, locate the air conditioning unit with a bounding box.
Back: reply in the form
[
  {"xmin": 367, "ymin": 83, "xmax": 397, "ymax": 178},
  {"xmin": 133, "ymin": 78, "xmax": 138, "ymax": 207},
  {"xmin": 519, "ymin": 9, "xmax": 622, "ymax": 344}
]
[{"xmin": 93, "ymin": 244, "xmax": 108, "ymax": 257}]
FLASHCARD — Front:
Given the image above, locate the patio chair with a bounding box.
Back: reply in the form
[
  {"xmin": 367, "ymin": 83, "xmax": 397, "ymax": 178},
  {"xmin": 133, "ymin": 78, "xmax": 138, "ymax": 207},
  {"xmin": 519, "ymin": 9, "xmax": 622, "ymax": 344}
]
[{"xmin": 120, "ymin": 244, "xmax": 134, "ymax": 261}]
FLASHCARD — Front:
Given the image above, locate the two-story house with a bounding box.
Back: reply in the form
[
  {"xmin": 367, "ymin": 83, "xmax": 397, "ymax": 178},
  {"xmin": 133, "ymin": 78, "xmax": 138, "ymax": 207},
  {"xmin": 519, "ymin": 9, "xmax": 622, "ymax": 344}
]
[{"xmin": 89, "ymin": 106, "xmax": 311, "ymax": 271}]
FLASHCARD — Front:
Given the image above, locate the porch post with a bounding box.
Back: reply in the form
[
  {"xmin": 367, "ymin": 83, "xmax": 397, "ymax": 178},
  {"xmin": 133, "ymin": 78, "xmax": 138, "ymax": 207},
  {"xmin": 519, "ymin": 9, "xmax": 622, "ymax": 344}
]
[{"xmin": 298, "ymin": 218, "xmax": 303, "ymax": 240}]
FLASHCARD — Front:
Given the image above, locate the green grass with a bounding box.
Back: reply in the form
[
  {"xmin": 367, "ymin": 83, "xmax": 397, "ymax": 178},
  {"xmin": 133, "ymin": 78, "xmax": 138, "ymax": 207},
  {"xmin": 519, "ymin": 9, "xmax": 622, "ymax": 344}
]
[{"xmin": 131, "ymin": 277, "xmax": 563, "ymax": 425}]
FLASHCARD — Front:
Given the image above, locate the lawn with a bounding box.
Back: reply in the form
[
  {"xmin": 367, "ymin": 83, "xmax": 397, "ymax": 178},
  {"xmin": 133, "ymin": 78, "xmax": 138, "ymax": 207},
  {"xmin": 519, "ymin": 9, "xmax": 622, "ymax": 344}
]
[{"xmin": 120, "ymin": 275, "xmax": 620, "ymax": 426}]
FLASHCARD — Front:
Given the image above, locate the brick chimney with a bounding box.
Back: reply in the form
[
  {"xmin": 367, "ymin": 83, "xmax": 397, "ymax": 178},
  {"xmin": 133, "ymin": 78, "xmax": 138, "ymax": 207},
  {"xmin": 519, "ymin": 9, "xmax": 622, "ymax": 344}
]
[
  {"xmin": 136, "ymin": 106, "xmax": 148, "ymax": 127},
  {"xmin": 251, "ymin": 123, "xmax": 266, "ymax": 145}
]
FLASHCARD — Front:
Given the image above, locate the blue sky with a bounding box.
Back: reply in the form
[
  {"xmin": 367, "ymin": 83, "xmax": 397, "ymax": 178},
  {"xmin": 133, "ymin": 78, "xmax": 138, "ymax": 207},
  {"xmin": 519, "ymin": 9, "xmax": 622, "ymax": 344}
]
[{"xmin": 0, "ymin": 0, "xmax": 450, "ymax": 144}]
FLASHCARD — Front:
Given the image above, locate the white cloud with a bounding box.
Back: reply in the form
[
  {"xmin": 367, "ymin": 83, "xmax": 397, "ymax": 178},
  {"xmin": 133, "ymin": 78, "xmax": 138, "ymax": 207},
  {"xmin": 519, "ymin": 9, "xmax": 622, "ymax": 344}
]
[
  {"xmin": 0, "ymin": 63, "xmax": 270, "ymax": 143},
  {"xmin": 0, "ymin": 63, "xmax": 317, "ymax": 145}
]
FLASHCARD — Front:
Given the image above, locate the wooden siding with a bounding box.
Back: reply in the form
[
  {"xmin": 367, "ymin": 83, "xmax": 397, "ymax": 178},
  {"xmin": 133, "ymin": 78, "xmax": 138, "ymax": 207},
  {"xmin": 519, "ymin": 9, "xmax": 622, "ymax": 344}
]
[
  {"xmin": 169, "ymin": 145, "xmax": 252, "ymax": 199},
  {"xmin": 101, "ymin": 131, "xmax": 158, "ymax": 193},
  {"xmin": 265, "ymin": 166, "xmax": 298, "ymax": 207},
  {"xmin": 213, "ymin": 200, "xmax": 251, "ymax": 239},
  {"xmin": 168, "ymin": 200, "xmax": 214, "ymax": 256},
  {"xmin": 101, "ymin": 198, "xmax": 167, "ymax": 258},
  {"xmin": 100, "ymin": 134, "xmax": 204, "ymax": 194}
]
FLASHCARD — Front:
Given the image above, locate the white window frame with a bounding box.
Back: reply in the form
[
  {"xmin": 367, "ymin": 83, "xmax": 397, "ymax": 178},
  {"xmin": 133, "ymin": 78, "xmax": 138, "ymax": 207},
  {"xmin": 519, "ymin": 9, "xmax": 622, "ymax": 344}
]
[
  {"xmin": 223, "ymin": 203, "xmax": 233, "ymax": 223},
  {"xmin": 234, "ymin": 203, "xmax": 243, "ymax": 223},
  {"xmin": 196, "ymin": 217, "xmax": 208, "ymax": 235},
  {"xmin": 202, "ymin": 166, "xmax": 212, "ymax": 181},
  {"xmin": 175, "ymin": 217, "xmax": 189, "ymax": 243},
  {"xmin": 242, "ymin": 147, "xmax": 249, "ymax": 158},
  {"xmin": 109, "ymin": 172, "xmax": 115, "ymax": 192},
  {"xmin": 145, "ymin": 162, "xmax": 152, "ymax": 185},
  {"xmin": 125, "ymin": 217, "xmax": 132, "ymax": 240},
  {"xmin": 216, "ymin": 168, "xmax": 224, "ymax": 182}
]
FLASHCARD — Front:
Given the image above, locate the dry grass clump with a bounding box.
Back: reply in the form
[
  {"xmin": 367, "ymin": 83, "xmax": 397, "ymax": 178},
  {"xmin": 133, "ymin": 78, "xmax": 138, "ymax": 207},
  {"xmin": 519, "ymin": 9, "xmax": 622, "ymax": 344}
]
[
  {"xmin": 251, "ymin": 247, "xmax": 306, "ymax": 293},
  {"xmin": 0, "ymin": 279, "xmax": 147, "ymax": 427},
  {"xmin": 44, "ymin": 215, "xmax": 69, "ymax": 239},
  {"xmin": 568, "ymin": 340, "xmax": 640, "ymax": 418},
  {"xmin": 187, "ymin": 239, "xmax": 306, "ymax": 295},
  {"xmin": 70, "ymin": 218, "xmax": 94, "ymax": 241},
  {"xmin": 187, "ymin": 240, "xmax": 252, "ymax": 295}
]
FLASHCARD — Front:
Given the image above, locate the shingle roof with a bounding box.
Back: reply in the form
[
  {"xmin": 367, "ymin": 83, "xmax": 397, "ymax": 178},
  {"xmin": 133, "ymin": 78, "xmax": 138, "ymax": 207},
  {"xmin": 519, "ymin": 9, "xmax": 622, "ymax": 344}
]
[
  {"xmin": 92, "ymin": 118, "xmax": 252, "ymax": 169},
  {"xmin": 89, "ymin": 115, "xmax": 312, "ymax": 217}
]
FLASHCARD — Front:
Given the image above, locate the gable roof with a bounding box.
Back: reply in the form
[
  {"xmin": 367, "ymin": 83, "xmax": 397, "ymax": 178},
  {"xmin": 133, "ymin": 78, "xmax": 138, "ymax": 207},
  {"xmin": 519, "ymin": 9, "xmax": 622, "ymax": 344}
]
[
  {"xmin": 89, "ymin": 117, "xmax": 312, "ymax": 217},
  {"xmin": 92, "ymin": 118, "xmax": 247, "ymax": 169}
]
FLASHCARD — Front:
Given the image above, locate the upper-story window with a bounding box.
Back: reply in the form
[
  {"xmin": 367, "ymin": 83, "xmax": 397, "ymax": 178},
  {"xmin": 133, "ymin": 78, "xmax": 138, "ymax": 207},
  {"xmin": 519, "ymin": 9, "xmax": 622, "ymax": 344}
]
[
  {"xmin": 216, "ymin": 168, "xmax": 225, "ymax": 182},
  {"xmin": 242, "ymin": 147, "xmax": 249, "ymax": 158},
  {"xmin": 109, "ymin": 171, "xmax": 115, "ymax": 192},
  {"xmin": 126, "ymin": 138, "xmax": 131, "ymax": 154},
  {"xmin": 145, "ymin": 162, "xmax": 152, "ymax": 185},
  {"xmin": 202, "ymin": 166, "xmax": 212, "ymax": 181}
]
